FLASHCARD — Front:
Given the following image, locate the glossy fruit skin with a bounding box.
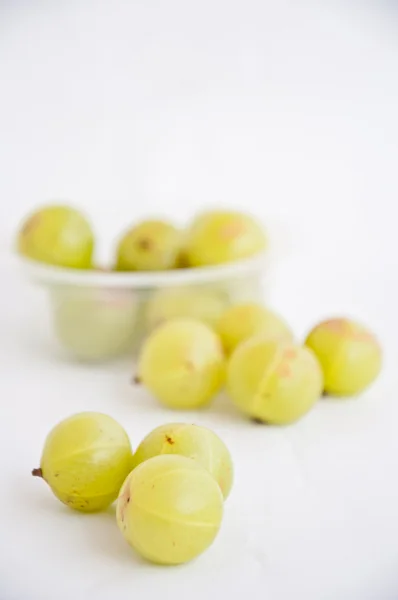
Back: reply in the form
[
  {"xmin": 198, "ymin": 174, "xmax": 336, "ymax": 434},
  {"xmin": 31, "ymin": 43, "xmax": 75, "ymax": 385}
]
[
  {"xmin": 217, "ymin": 303, "xmax": 293, "ymax": 355},
  {"xmin": 227, "ymin": 338, "xmax": 323, "ymax": 424},
  {"xmin": 131, "ymin": 423, "xmax": 233, "ymax": 499},
  {"xmin": 51, "ymin": 288, "xmax": 137, "ymax": 361},
  {"xmin": 138, "ymin": 318, "xmax": 225, "ymax": 409},
  {"xmin": 305, "ymin": 318, "xmax": 382, "ymax": 396},
  {"xmin": 34, "ymin": 412, "xmax": 133, "ymax": 512},
  {"xmin": 17, "ymin": 205, "xmax": 94, "ymax": 269},
  {"xmin": 185, "ymin": 210, "xmax": 267, "ymax": 267},
  {"xmin": 116, "ymin": 455, "xmax": 224, "ymax": 565},
  {"xmin": 116, "ymin": 220, "xmax": 183, "ymax": 271},
  {"xmin": 145, "ymin": 287, "xmax": 227, "ymax": 332}
]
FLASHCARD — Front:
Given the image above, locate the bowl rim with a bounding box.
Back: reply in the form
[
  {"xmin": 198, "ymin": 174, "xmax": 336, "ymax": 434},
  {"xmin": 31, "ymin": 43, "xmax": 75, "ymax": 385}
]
[{"xmin": 17, "ymin": 252, "xmax": 268, "ymax": 289}]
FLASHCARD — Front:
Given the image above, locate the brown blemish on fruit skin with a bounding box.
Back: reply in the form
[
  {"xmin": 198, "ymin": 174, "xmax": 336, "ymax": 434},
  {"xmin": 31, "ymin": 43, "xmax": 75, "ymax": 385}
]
[
  {"xmin": 32, "ymin": 468, "xmax": 43, "ymax": 478},
  {"xmin": 276, "ymin": 363, "xmax": 291, "ymax": 378},
  {"xmin": 283, "ymin": 348, "xmax": 297, "ymax": 360},
  {"xmin": 322, "ymin": 319, "xmax": 348, "ymax": 334},
  {"xmin": 352, "ymin": 331, "xmax": 377, "ymax": 345},
  {"xmin": 165, "ymin": 435, "xmax": 175, "ymax": 445},
  {"xmin": 119, "ymin": 483, "xmax": 131, "ymax": 522},
  {"xmin": 321, "ymin": 320, "xmax": 379, "ymax": 348},
  {"xmin": 132, "ymin": 375, "xmax": 141, "ymax": 385},
  {"xmin": 221, "ymin": 221, "xmax": 245, "ymax": 240},
  {"xmin": 21, "ymin": 214, "xmax": 41, "ymax": 237},
  {"xmin": 138, "ymin": 238, "xmax": 153, "ymax": 251},
  {"xmin": 184, "ymin": 360, "xmax": 195, "ymax": 372},
  {"xmin": 251, "ymin": 417, "xmax": 268, "ymax": 425}
]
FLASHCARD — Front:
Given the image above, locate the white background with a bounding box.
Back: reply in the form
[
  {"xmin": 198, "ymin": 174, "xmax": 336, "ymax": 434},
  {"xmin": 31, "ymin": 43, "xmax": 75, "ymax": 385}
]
[{"xmin": 1, "ymin": 1, "xmax": 398, "ymax": 599}]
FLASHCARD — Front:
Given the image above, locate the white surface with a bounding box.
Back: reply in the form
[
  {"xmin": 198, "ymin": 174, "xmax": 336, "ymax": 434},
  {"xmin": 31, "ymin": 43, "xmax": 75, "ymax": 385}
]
[{"xmin": 1, "ymin": 1, "xmax": 398, "ymax": 599}]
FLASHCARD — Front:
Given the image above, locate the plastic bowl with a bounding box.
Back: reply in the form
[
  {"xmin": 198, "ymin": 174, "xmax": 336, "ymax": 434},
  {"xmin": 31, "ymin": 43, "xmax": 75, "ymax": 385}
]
[{"xmin": 18, "ymin": 253, "xmax": 269, "ymax": 362}]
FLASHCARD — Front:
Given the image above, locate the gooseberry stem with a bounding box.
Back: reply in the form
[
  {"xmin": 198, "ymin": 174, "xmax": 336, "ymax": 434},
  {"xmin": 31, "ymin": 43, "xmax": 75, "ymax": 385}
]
[{"xmin": 32, "ymin": 468, "xmax": 43, "ymax": 478}]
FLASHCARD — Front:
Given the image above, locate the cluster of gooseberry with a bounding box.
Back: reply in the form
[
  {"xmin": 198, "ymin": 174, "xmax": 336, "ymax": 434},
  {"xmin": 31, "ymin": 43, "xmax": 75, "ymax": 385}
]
[
  {"xmin": 135, "ymin": 304, "xmax": 382, "ymax": 424},
  {"xmin": 32, "ymin": 413, "xmax": 233, "ymax": 565},
  {"xmin": 16, "ymin": 204, "xmax": 267, "ymax": 270}
]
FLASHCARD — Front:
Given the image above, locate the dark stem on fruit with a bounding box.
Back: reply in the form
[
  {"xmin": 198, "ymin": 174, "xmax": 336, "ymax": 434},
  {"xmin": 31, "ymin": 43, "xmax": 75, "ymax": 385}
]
[
  {"xmin": 251, "ymin": 417, "xmax": 267, "ymax": 425},
  {"xmin": 322, "ymin": 391, "xmax": 329, "ymax": 397},
  {"xmin": 32, "ymin": 468, "xmax": 43, "ymax": 478},
  {"xmin": 132, "ymin": 375, "xmax": 141, "ymax": 385}
]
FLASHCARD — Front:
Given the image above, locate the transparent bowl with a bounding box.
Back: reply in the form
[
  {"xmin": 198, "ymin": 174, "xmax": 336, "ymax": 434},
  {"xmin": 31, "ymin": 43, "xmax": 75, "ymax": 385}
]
[{"xmin": 18, "ymin": 253, "xmax": 269, "ymax": 362}]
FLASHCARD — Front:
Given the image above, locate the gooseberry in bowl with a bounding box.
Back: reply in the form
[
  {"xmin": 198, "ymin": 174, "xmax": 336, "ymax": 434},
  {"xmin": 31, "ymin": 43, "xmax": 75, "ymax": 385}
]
[
  {"xmin": 145, "ymin": 286, "xmax": 228, "ymax": 332},
  {"xmin": 50, "ymin": 286, "xmax": 138, "ymax": 362},
  {"xmin": 115, "ymin": 219, "xmax": 183, "ymax": 271},
  {"xmin": 184, "ymin": 210, "xmax": 267, "ymax": 267},
  {"xmin": 17, "ymin": 204, "xmax": 94, "ymax": 269}
]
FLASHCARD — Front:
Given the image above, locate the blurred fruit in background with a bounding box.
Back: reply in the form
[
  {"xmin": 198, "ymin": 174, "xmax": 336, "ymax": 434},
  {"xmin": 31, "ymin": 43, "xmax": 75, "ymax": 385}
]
[
  {"xmin": 216, "ymin": 302, "xmax": 293, "ymax": 355},
  {"xmin": 17, "ymin": 204, "xmax": 94, "ymax": 269},
  {"xmin": 227, "ymin": 338, "xmax": 323, "ymax": 424},
  {"xmin": 184, "ymin": 210, "xmax": 267, "ymax": 267},
  {"xmin": 137, "ymin": 318, "xmax": 226, "ymax": 409},
  {"xmin": 305, "ymin": 318, "xmax": 382, "ymax": 396},
  {"xmin": 115, "ymin": 219, "xmax": 184, "ymax": 271}
]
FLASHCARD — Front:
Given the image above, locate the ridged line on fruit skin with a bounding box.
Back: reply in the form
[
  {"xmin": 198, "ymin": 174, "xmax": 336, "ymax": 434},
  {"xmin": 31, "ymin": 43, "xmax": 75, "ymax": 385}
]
[
  {"xmin": 251, "ymin": 345, "xmax": 286, "ymax": 417},
  {"xmin": 49, "ymin": 478, "xmax": 126, "ymax": 497},
  {"xmin": 316, "ymin": 334, "xmax": 348, "ymax": 394},
  {"xmin": 56, "ymin": 490, "xmax": 117, "ymax": 501},
  {"xmin": 204, "ymin": 428, "xmax": 215, "ymax": 479},
  {"xmin": 325, "ymin": 337, "xmax": 378, "ymax": 395},
  {"xmin": 131, "ymin": 465, "xmax": 213, "ymax": 488},
  {"xmin": 125, "ymin": 501, "xmax": 222, "ymax": 529},
  {"xmin": 44, "ymin": 443, "xmax": 132, "ymax": 467}
]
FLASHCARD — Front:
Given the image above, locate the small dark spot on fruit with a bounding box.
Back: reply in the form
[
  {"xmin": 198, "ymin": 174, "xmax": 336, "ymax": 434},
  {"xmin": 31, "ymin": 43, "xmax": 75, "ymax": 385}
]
[
  {"xmin": 251, "ymin": 417, "xmax": 268, "ymax": 425},
  {"xmin": 132, "ymin": 375, "xmax": 141, "ymax": 385},
  {"xmin": 123, "ymin": 524, "xmax": 127, "ymax": 530},
  {"xmin": 127, "ymin": 496, "xmax": 130, "ymax": 504},
  {"xmin": 138, "ymin": 238, "xmax": 153, "ymax": 251},
  {"xmin": 80, "ymin": 504, "xmax": 85, "ymax": 508},
  {"xmin": 172, "ymin": 541, "xmax": 176, "ymax": 547},
  {"xmin": 165, "ymin": 435, "xmax": 175, "ymax": 445},
  {"xmin": 54, "ymin": 472, "xmax": 59, "ymax": 477}
]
